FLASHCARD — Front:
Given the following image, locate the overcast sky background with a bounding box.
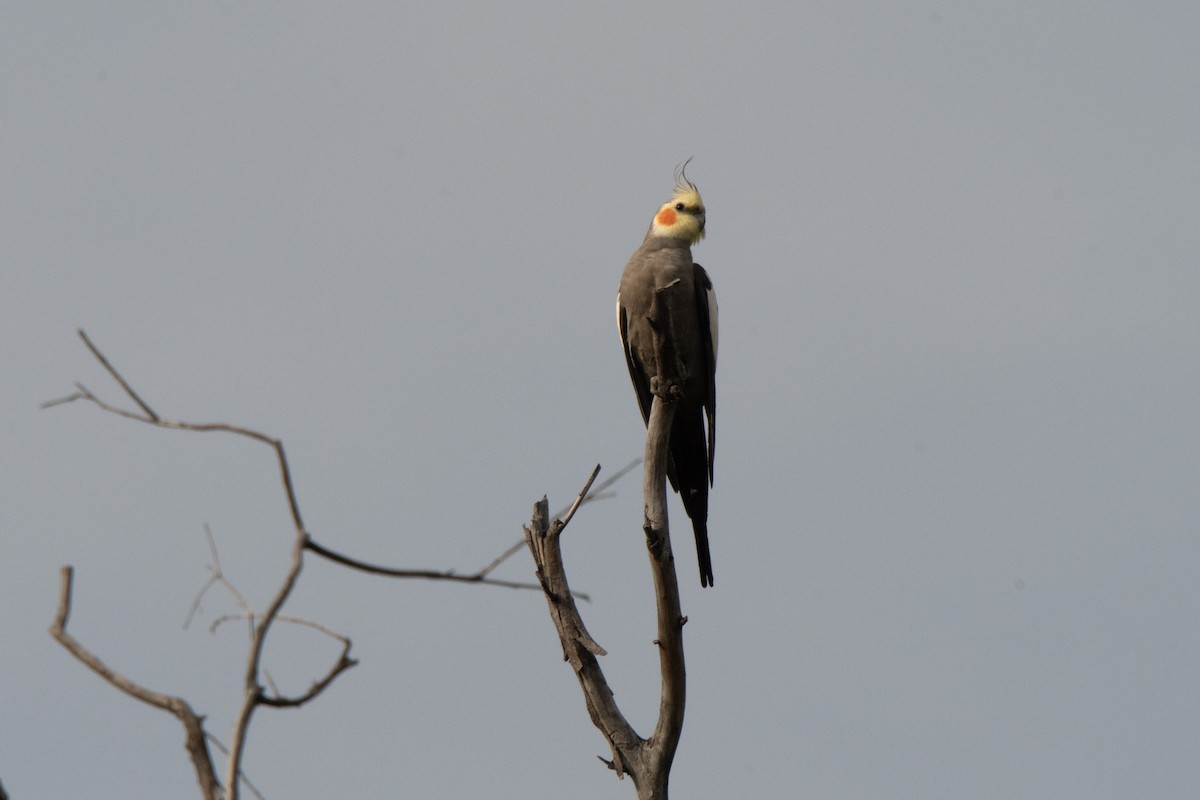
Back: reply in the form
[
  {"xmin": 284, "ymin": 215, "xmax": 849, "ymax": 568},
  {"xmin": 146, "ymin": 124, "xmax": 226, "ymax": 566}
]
[{"xmin": 3, "ymin": 3, "xmax": 1200, "ymax": 798}]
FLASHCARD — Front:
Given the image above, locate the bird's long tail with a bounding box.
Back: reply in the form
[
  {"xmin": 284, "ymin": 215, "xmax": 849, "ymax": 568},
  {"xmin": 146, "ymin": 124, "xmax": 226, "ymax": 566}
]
[
  {"xmin": 671, "ymin": 405, "xmax": 714, "ymax": 588},
  {"xmin": 691, "ymin": 514, "xmax": 714, "ymax": 588}
]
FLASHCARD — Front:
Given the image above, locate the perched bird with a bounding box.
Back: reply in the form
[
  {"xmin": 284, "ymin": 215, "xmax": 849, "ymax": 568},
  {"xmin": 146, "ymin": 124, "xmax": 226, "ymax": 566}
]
[{"xmin": 616, "ymin": 163, "xmax": 718, "ymax": 587}]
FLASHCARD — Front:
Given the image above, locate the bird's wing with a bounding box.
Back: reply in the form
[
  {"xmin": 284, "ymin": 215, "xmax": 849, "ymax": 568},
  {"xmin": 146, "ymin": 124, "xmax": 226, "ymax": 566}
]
[
  {"xmin": 693, "ymin": 263, "xmax": 717, "ymax": 485},
  {"xmin": 617, "ymin": 293, "xmax": 654, "ymax": 427}
]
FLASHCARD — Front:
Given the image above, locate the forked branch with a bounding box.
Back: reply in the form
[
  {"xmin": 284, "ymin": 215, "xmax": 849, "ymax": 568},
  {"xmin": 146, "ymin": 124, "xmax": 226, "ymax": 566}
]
[
  {"xmin": 43, "ymin": 329, "xmax": 579, "ymax": 595},
  {"xmin": 47, "ymin": 329, "xmax": 618, "ymax": 799},
  {"xmin": 525, "ymin": 283, "xmax": 690, "ymax": 800}
]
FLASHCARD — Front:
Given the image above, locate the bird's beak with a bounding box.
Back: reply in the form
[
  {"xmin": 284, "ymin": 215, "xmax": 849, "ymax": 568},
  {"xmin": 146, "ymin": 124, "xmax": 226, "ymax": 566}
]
[{"xmin": 697, "ymin": 210, "xmax": 706, "ymax": 231}]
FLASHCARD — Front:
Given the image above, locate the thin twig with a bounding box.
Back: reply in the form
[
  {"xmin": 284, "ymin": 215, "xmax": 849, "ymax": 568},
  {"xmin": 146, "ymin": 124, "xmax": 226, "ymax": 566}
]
[
  {"xmin": 77, "ymin": 328, "xmax": 160, "ymax": 421},
  {"xmin": 478, "ymin": 457, "xmax": 641, "ymax": 579},
  {"xmin": 204, "ymin": 734, "xmax": 266, "ymax": 800},
  {"xmin": 210, "ymin": 611, "xmax": 354, "ymax": 644},
  {"xmin": 555, "ymin": 464, "xmax": 601, "ymax": 531},
  {"xmin": 185, "ymin": 524, "xmax": 253, "ymax": 637},
  {"xmin": 259, "ymin": 632, "xmax": 357, "ymax": 708},
  {"xmin": 46, "ymin": 330, "xmax": 631, "ymax": 796},
  {"xmin": 303, "ymin": 537, "xmax": 591, "ymax": 602},
  {"xmin": 45, "ymin": 331, "xmax": 338, "ymax": 800},
  {"xmin": 48, "ymin": 330, "xmax": 608, "ymax": 597}
]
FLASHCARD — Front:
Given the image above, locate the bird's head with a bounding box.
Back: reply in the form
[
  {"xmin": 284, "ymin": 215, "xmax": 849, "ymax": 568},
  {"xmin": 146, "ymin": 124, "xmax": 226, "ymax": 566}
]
[{"xmin": 649, "ymin": 160, "xmax": 706, "ymax": 244}]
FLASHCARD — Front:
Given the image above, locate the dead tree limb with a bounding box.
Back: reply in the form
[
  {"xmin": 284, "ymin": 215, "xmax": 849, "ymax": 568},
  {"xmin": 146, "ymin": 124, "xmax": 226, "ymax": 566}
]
[
  {"xmin": 303, "ymin": 461, "xmax": 637, "ymax": 599},
  {"xmin": 525, "ymin": 283, "xmax": 690, "ymax": 800},
  {"xmin": 43, "ymin": 330, "xmax": 353, "ymax": 800},
  {"xmin": 50, "ymin": 566, "xmax": 223, "ymax": 800},
  {"xmin": 44, "ymin": 330, "xmax": 571, "ymax": 596},
  {"xmin": 302, "ymin": 537, "xmax": 574, "ymax": 596},
  {"xmin": 482, "ymin": 458, "xmax": 642, "ymax": 579},
  {"xmin": 46, "ymin": 329, "xmax": 624, "ymax": 798}
]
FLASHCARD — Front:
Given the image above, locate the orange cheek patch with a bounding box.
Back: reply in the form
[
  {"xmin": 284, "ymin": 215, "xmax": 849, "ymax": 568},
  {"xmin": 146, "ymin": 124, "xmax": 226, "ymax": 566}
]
[{"xmin": 656, "ymin": 208, "xmax": 677, "ymax": 227}]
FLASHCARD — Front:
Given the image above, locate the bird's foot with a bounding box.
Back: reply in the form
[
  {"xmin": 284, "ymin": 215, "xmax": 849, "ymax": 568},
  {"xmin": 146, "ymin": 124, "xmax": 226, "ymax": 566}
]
[{"xmin": 649, "ymin": 376, "xmax": 684, "ymax": 401}]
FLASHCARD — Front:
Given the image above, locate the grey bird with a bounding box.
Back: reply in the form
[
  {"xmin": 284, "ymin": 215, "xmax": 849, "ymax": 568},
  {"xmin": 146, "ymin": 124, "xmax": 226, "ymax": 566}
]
[{"xmin": 616, "ymin": 164, "xmax": 718, "ymax": 587}]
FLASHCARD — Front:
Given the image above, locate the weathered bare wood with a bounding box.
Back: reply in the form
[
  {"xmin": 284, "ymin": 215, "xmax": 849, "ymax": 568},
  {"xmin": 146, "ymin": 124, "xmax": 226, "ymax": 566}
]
[
  {"xmin": 302, "ymin": 537, "xmax": 569, "ymax": 596},
  {"xmin": 524, "ymin": 484, "xmax": 638, "ymax": 777},
  {"xmin": 633, "ymin": 280, "xmax": 689, "ymax": 800},
  {"xmin": 50, "ymin": 329, "xmax": 621, "ymax": 798},
  {"xmin": 46, "ymin": 331, "xmax": 358, "ymax": 800},
  {"xmin": 525, "ymin": 280, "xmax": 691, "ymax": 799},
  {"xmin": 638, "ymin": 394, "xmax": 686, "ymax": 799},
  {"xmin": 50, "ymin": 566, "xmax": 223, "ymax": 800}
]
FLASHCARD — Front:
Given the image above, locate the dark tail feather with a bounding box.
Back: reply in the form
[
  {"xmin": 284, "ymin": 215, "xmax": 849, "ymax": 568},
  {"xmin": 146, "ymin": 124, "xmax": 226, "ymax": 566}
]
[
  {"xmin": 672, "ymin": 404, "xmax": 714, "ymax": 587},
  {"xmin": 680, "ymin": 480, "xmax": 713, "ymax": 587},
  {"xmin": 692, "ymin": 515, "xmax": 713, "ymax": 588}
]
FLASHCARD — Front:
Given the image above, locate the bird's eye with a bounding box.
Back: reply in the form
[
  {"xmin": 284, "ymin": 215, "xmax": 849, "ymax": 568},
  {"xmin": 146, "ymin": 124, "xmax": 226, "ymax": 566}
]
[{"xmin": 675, "ymin": 202, "xmax": 685, "ymax": 211}]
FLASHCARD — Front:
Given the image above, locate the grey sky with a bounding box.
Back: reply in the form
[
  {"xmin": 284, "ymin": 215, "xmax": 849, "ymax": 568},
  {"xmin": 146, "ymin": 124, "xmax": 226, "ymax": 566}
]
[{"xmin": 3, "ymin": 3, "xmax": 1199, "ymax": 798}]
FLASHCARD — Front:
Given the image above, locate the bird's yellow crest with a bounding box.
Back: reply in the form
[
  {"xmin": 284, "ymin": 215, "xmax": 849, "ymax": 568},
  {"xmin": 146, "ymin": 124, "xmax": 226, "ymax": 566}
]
[{"xmin": 650, "ymin": 159, "xmax": 706, "ymax": 243}]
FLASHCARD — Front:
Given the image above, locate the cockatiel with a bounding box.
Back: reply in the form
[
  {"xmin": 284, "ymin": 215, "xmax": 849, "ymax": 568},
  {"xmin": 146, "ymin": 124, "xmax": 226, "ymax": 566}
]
[{"xmin": 616, "ymin": 163, "xmax": 718, "ymax": 587}]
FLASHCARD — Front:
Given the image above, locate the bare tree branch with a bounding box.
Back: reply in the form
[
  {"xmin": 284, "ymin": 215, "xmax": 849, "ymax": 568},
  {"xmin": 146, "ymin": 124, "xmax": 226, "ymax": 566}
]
[
  {"xmin": 204, "ymin": 734, "xmax": 266, "ymax": 800},
  {"xmin": 525, "ymin": 283, "xmax": 690, "ymax": 800},
  {"xmin": 303, "ymin": 459, "xmax": 639, "ymax": 596},
  {"xmin": 637, "ymin": 395, "xmax": 687, "ymax": 791},
  {"xmin": 479, "ymin": 458, "xmax": 642, "ymax": 579},
  {"xmin": 257, "ymin": 631, "xmax": 356, "ymax": 708},
  {"xmin": 223, "ymin": 510, "xmax": 307, "ymax": 799},
  {"xmin": 524, "ymin": 480, "xmax": 635, "ymax": 777},
  {"xmin": 302, "ymin": 536, "xmax": 586, "ymax": 598},
  {"xmin": 50, "ymin": 566, "xmax": 223, "ymax": 800},
  {"xmin": 189, "ymin": 533, "xmax": 361, "ymax": 709},
  {"xmin": 77, "ymin": 327, "xmax": 160, "ymax": 421},
  {"xmin": 185, "ymin": 524, "xmax": 253, "ymax": 638},
  {"xmin": 46, "ymin": 331, "xmax": 600, "ymax": 599},
  {"xmin": 48, "ymin": 330, "xmax": 630, "ymax": 797},
  {"xmin": 560, "ymin": 464, "xmax": 601, "ymax": 528},
  {"xmin": 43, "ymin": 331, "xmax": 354, "ymax": 800}
]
